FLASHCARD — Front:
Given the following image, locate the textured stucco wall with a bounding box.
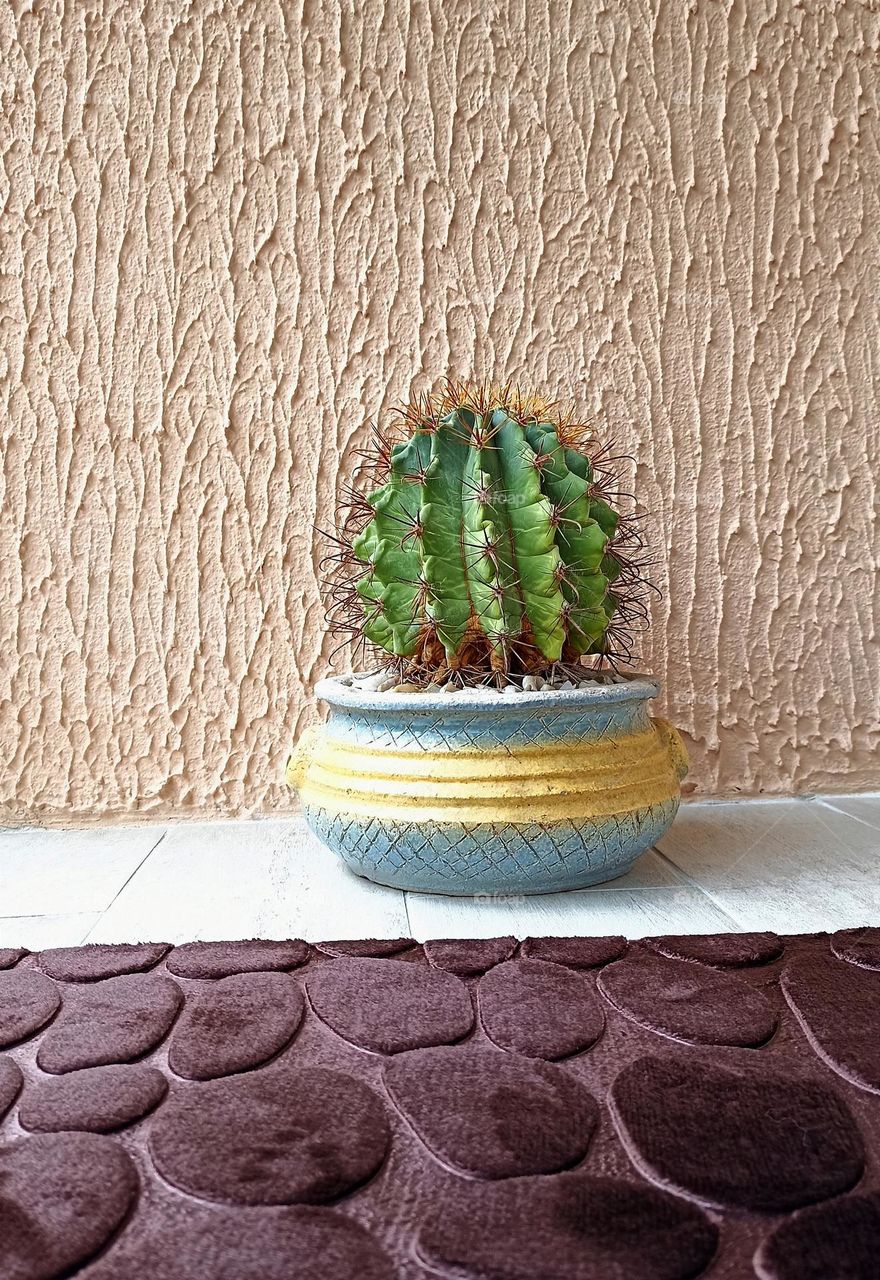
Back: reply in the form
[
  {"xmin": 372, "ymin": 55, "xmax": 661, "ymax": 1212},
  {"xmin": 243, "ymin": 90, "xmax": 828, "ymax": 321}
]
[{"xmin": 1, "ymin": 0, "xmax": 878, "ymax": 824}]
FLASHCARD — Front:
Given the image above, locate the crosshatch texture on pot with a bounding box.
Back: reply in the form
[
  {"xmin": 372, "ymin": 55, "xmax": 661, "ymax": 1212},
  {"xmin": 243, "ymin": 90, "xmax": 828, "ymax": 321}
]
[{"xmin": 289, "ymin": 676, "xmax": 687, "ymax": 892}]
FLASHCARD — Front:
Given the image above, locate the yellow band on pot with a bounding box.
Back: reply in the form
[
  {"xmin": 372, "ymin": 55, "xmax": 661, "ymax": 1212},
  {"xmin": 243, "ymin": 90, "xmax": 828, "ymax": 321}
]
[{"xmin": 289, "ymin": 719, "xmax": 687, "ymax": 826}]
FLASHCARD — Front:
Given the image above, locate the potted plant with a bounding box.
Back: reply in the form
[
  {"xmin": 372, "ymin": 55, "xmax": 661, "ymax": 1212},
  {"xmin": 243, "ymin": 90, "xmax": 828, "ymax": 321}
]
[{"xmin": 288, "ymin": 381, "xmax": 687, "ymax": 894}]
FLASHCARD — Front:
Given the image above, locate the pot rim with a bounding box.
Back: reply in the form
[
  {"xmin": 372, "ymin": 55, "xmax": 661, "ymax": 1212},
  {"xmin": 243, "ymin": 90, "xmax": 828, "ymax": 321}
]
[{"xmin": 314, "ymin": 671, "xmax": 660, "ymax": 713}]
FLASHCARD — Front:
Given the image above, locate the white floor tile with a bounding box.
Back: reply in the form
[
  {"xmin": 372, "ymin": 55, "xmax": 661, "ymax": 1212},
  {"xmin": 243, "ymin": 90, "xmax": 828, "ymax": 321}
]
[
  {"xmin": 0, "ymin": 913, "xmax": 102, "ymax": 950},
  {"xmin": 818, "ymin": 794, "xmax": 880, "ymax": 832},
  {"xmin": 690, "ymin": 885, "xmax": 880, "ymax": 934},
  {"xmin": 656, "ymin": 799, "xmax": 880, "ymax": 931},
  {"xmin": 405, "ymin": 886, "xmax": 736, "ymax": 941},
  {"xmin": 0, "ymin": 826, "xmax": 166, "ymax": 916},
  {"xmin": 4, "ymin": 796, "xmax": 879, "ymax": 945},
  {"xmin": 87, "ymin": 818, "xmax": 411, "ymax": 944},
  {"xmin": 657, "ymin": 798, "xmax": 880, "ymax": 884}
]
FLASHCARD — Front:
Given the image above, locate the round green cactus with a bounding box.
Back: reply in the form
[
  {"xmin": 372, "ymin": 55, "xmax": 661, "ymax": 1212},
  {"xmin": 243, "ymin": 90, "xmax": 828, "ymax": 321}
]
[{"xmin": 327, "ymin": 381, "xmax": 651, "ymax": 678}]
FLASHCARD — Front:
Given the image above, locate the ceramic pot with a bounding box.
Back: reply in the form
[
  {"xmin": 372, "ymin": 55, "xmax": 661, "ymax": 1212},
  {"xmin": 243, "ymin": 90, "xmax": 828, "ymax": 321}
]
[{"xmin": 288, "ymin": 674, "xmax": 688, "ymax": 895}]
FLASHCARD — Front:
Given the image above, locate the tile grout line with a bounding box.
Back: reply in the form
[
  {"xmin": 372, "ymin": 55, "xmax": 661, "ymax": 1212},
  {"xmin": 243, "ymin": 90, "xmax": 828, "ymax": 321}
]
[
  {"xmin": 0, "ymin": 911, "xmax": 100, "ymax": 922},
  {"xmin": 650, "ymin": 842, "xmax": 744, "ymax": 930},
  {"xmin": 650, "ymin": 841, "xmax": 702, "ymax": 888},
  {"xmin": 645, "ymin": 843, "xmax": 694, "ymax": 889},
  {"xmin": 654, "ymin": 802, "xmax": 812, "ymax": 931},
  {"xmin": 402, "ymin": 890, "xmax": 414, "ymax": 939},
  {"xmin": 80, "ymin": 829, "xmax": 169, "ymax": 943},
  {"xmin": 811, "ymin": 801, "xmax": 880, "ymax": 853},
  {"xmin": 77, "ymin": 915, "xmax": 98, "ymax": 945},
  {"xmin": 815, "ymin": 798, "xmax": 880, "ymax": 834}
]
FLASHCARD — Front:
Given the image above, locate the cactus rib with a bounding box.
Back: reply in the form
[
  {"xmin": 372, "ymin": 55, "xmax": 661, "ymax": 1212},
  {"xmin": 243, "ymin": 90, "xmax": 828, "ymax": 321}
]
[{"xmin": 329, "ymin": 380, "xmax": 652, "ymax": 678}]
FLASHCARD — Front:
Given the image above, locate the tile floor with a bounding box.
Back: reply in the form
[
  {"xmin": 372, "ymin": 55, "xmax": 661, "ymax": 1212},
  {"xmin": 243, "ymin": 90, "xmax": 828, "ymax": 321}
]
[{"xmin": 0, "ymin": 795, "xmax": 878, "ymax": 948}]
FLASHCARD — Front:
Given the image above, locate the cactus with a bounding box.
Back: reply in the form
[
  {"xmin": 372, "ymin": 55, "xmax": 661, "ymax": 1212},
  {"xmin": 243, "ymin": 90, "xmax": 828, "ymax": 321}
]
[{"xmin": 326, "ymin": 381, "xmax": 651, "ymax": 679}]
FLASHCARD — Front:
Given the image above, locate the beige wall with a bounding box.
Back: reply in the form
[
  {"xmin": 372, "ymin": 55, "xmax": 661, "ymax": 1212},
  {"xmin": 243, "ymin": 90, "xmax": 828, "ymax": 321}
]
[{"xmin": 1, "ymin": 0, "xmax": 878, "ymax": 824}]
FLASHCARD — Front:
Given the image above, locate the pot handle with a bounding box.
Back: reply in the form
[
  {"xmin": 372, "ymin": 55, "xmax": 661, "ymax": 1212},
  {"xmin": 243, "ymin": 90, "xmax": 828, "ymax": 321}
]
[
  {"xmin": 286, "ymin": 724, "xmax": 318, "ymax": 791},
  {"xmin": 652, "ymin": 717, "xmax": 689, "ymax": 781}
]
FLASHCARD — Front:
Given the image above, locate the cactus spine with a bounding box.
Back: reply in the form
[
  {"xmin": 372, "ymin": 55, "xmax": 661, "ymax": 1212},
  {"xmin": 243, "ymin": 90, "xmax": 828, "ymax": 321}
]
[{"xmin": 331, "ymin": 382, "xmax": 647, "ymax": 678}]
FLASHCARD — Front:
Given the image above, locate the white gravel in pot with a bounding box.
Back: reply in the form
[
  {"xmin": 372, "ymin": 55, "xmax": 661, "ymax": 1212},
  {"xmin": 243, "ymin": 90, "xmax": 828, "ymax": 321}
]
[{"xmin": 343, "ymin": 669, "xmax": 633, "ymax": 696}]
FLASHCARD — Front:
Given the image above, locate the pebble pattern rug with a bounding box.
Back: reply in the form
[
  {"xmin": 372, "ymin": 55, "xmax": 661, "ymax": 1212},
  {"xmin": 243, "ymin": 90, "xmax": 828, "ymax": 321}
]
[{"xmin": 0, "ymin": 929, "xmax": 879, "ymax": 1279}]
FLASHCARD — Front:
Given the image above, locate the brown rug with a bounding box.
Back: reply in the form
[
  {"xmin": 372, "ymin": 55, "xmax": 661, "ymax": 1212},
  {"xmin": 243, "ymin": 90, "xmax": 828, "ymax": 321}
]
[{"xmin": 1, "ymin": 929, "xmax": 879, "ymax": 1279}]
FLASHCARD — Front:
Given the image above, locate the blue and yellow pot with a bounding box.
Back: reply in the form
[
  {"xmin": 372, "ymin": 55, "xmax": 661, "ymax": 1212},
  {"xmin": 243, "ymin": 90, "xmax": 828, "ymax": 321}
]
[{"xmin": 288, "ymin": 674, "xmax": 688, "ymax": 895}]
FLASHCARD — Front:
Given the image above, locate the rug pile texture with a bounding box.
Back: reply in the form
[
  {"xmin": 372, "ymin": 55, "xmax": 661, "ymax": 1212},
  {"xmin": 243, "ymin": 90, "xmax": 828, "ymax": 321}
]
[{"xmin": 1, "ymin": 929, "xmax": 879, "ymax": 1279}]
